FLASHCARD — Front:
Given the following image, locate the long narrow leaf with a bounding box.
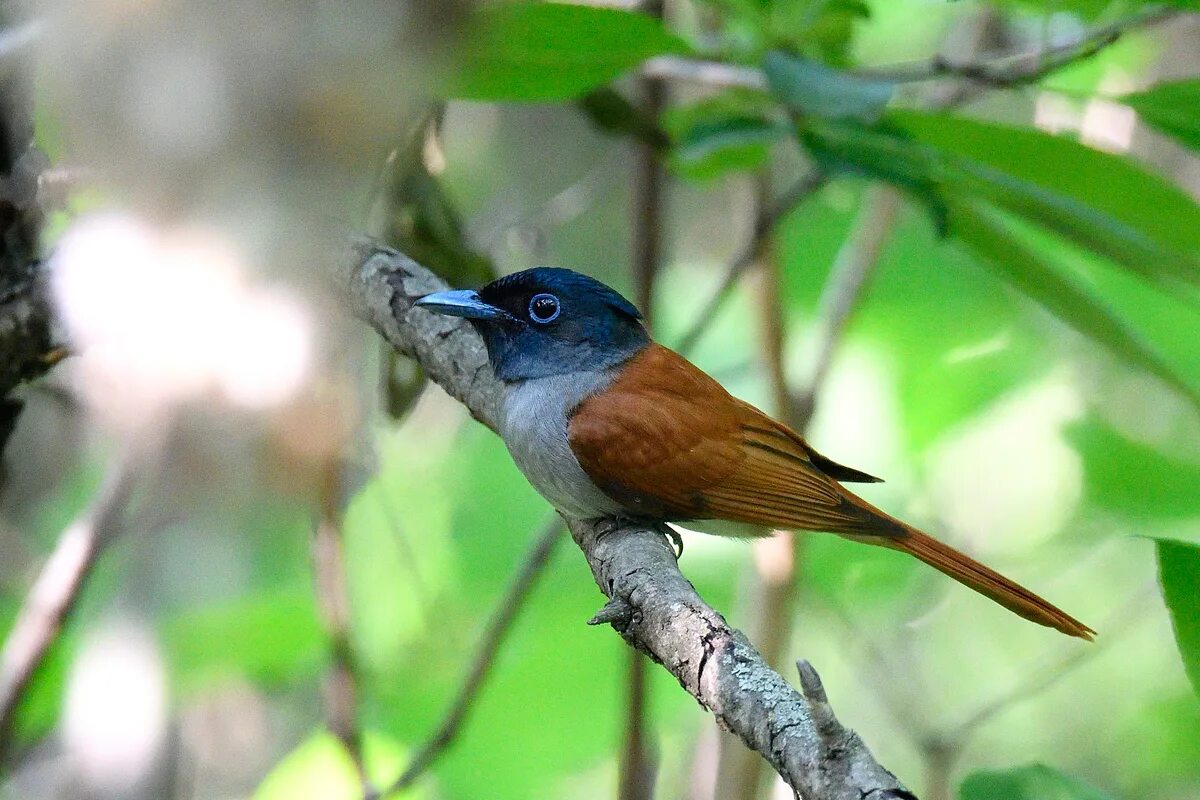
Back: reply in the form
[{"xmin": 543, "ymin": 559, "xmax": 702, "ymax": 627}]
[
  {"xmin": 445, "ymin": 3, "xmax": 689, "ymax": 101},
  {"xmin": 1157, "ymin": 539, "xmax": 1200, "ymax": 700},
  {"xmin": 891, "ymin": 110, "xmax": 1200, "ymax": 290},
  {"xmin": 949, "ymin": 197, "xmax": 1200, "ymax": 406},
  {"xmin": 1122, "ymin": 79, "xmax": 1200, "ymax": 151}
]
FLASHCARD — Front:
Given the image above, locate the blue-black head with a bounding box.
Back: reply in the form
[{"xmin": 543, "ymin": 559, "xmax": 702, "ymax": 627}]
[{"xmin": 414, "ymin": 268, "xmax": 650, "ymax": 382}]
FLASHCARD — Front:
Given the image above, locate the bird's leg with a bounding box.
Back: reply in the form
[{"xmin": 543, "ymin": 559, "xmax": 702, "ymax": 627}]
[
  {"xmin": 656, "ymin": 523, "xmax": 684, "ymax": 560},
  {"xmin": 593, "ymin": 516, "xmax": 624, "ymax": 540},
  {"xmin": 594, "ymin": 517, "xmax": 683, "ymax": 561}
]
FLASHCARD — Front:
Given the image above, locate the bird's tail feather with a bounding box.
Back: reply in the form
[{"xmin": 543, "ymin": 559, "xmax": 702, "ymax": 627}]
[{"xmin": 869, "ymin": 525, "xmax": 1095, "ymax": 640}]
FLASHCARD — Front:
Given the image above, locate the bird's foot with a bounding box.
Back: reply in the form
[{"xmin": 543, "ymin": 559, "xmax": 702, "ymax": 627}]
[{"xmin": 656, "ymin": 523, "xmax": 684, "ymax": 560}]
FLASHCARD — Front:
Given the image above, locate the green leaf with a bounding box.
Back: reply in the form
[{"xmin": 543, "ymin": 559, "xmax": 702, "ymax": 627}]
[
  {"xmin": 1065, "ymin": 420, "xmax": 1200, "ymax": 520},
  {"xmin": 577, "ymin": 88, "xmax": 669, "ymax": 151},
  {"xmin": 949, "ymin": 197, "xmax": 1200, "ymax": 406},
  {"xmin": 959, "ymin": 763, "xmax": 1115, "ymax": 800},
  {"xmin": 1122, "ymin": 79, "xmax": 1200, "ymax": 151},
  {"xmin": 889, "ymin": 110, "xmax": 1200, "ymax": 292},
  {"xmin": 764, "ymin": 50, "xmax": 895, "ymax": 122},
  {"xmin": 1157, "ymin": 540, "xmax": 1200, "ymax": 699},
  {"xmin": 445, "ymin": 3, "xmax": 689, "ymax": 101},
  {"xmin": 671, "ymin": 115, "xmax": 785, "ymax": 179},
  {"xmin": 254, "ymin": 731, "xmax": 421, "ymax": 800}
]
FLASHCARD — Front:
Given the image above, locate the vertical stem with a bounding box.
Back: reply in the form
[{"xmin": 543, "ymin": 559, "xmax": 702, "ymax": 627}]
[
  {"xmin": 714, "ymin": 172, "xmax": 803, "ymax": 800},
  {"xmin": 313, "ymin": 459, "xmax": 373, "ymax": 797},
  {"xmin": 793, "ymin": 184, "xmax": 902, "ymax": 430},
  {"xmin": 622, "ymin": 4, "xmax": 666, "ymax": 798},
  {"xmin": 631, "ymin": 0, "xmax": 666, "ymax": 329},
  {"xmin": 922, "ymin": 739, "xmax": 957, "ymax": 800}
]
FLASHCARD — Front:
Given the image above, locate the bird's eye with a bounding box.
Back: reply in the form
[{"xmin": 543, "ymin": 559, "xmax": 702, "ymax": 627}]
[{"xmin": 528, "ymin": 293, "xmax": 561, "ymax": 324}]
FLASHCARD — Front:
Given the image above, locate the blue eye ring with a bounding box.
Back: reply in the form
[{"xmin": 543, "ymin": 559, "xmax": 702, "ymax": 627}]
[{"xmin": 528, "ymin": 293, "xmax": 561, "ymax": 324}]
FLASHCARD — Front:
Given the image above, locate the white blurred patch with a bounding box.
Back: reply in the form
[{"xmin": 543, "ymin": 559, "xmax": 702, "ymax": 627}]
[
  {"xmin": 50, "ymin": 211, "xmax": 314, "ymax": 425},
  {"xmin": 63, "ymin": 622, "xmax": 168, "ymax": 792},
  {"xmin": 926, "ymin": 376, "xmax": 1083, "ymax": 552},
  {"xmin": 1034, "ymin": 92, "xmax": 1082, "ymax": 136},
  {"xmin": 1035, "ymin": 70, "xmax": 1137, "ymax": 154}
]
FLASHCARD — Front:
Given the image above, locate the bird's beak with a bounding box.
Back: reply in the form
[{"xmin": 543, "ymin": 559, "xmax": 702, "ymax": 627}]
[{"xmin": 413, "ymin": 289, "xmax": 511, "ymax": 321}]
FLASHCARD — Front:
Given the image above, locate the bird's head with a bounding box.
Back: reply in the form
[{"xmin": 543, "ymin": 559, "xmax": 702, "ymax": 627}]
[{"xmin": 414, "ymin": 267, "xmax": 650, "ymax": 382}]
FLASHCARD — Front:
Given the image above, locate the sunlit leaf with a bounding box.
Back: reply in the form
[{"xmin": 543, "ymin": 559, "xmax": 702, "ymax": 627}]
[
  {"xmin": 949, "ymin": 198, "xmax": 1200, "ymax": 407},
  {"xmin": 1122, "ymin": 79, "xmax": 1200, "ymax": 151},
  {"xmin": 446, "ymin": 3, "xmax": 689, "ymax": 101},
  {"xmin": 890, "ymin": 110, "xmax": 1200, "ymax": 292},
  {"xmin": 959, "ymin": 763, "xmax": 1115, "ymax": 800},
  {"xmin": 1065, "ymin": 420, "xmax": 1200, "ymax": 519},
  {"xmin": 1157, "ymin": 539, "xmax": 1200, "ymax": 699},
  {"xmin": 254, "ymin": 731, "xmax": 420, "ymax": 800},
  {"xmin": 764, "ymin": 50, "xmax": 895, "ymax": 122}
]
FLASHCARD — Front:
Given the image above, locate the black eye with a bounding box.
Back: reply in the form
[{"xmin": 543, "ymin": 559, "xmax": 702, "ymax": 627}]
[{"xmin": 528, "ymin": 293, "xmax": 561, "ymax": 324}]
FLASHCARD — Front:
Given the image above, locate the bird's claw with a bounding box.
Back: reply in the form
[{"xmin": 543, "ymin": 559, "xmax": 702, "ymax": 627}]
[{"xmin": 657, "ymin": 523, "xmax": 684, "ymax": 560}]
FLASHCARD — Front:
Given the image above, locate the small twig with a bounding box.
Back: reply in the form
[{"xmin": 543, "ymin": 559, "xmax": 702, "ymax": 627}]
[
  {"xmin": 640, "ymin": 55, "xmax": 767, "ymax": 92},
  {"xmin": 944, "ymin": 584, "xmax": 1152, "ymax": 745},
  {"xmin": 793, "ymin": 184, "xmax": 903, "ymax": 429},
  {"xmin": 641, "ymin": 7, "xmax": 1181, "ymax": 96},
  {"xmin": 0, "ymin": 451, "xmax": 139, "ymax": 758},
  {"xmin": 377, "ymin": 518, "xmax": 564, "ymax": 797},
  {"xmin": 861, "ymin": 5, "xmax": 1182, "ymax": 87},
  {"xmin": 674, "ymin": 170, "xmax": 827, "ymax": 355},
  {"xmin": 312, "ymin": 459, "xmax": 373, "ymax": 798}
]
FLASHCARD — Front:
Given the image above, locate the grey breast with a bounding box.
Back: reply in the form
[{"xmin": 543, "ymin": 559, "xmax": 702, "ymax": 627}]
[{"xmin": 499, "ymin": 370, "xmax": 626, "ymax": 521}]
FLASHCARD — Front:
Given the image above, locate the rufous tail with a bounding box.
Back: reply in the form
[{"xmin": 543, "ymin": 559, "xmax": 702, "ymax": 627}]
[{"xmin": 875, "ymin": 526, "xmax": 1094, "ymax": 640}]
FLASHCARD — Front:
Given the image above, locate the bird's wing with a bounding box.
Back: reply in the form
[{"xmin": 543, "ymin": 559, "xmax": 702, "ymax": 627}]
[{"xmin": 567, "ymin": 344, "xmax": 893, "ymax": 535}]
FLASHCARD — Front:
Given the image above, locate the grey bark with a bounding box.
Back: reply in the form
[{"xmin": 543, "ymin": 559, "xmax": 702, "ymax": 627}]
[
  {"xmin": 0, "ymin": 10, "xmax": 52, "ymax": 457},
  {"xmin": 340, "ymin": 238, "xmax": 915, "ymax": 800}
]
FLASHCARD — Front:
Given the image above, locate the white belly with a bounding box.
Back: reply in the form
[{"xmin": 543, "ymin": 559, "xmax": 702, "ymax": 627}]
[{"xmin": 499, "ymin": 372, "xmax": 626, "ymax": 520}]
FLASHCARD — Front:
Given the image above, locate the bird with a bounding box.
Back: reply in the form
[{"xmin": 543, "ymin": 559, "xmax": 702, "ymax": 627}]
[{"xmin": 414, "ymin": 267, "xmax": 1094, "ymax": 640}]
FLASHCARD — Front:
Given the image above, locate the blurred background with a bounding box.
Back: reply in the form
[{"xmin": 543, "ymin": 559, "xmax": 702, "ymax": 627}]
[{"xmin": 1, "ymin": 0, "xmax": 1199, "ymax": 799}]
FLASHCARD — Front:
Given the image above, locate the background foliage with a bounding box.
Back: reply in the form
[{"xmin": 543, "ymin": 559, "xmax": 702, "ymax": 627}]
[{"xmin": 2, "ymin": 1, "xmax": 1200, "ymax": 799}]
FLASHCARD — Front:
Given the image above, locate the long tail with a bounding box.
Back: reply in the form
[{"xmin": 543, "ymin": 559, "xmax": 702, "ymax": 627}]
[
  {"xmin": 828, "ymin": 484, "xmax": 1094, "ymax": 639},
  {"xmin": 866, "ymin": 524, "xmax": 1095, "ymax": 640}
]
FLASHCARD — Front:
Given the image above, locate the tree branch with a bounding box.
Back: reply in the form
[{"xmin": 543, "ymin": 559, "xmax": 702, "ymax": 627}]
[
  {"xmin": 378, "ymin": 518, "xmax": 564, "ymax": 796},
  {"xmin": 860, "ymin": 5, "xmax": 1183, "ymax": 87},
  {"xmin": 673, "ymin": 170, "xmax": 827, "ymax": 356},
  {"xmin": 641, "ymin": 6, "xmax": 1183, "ymax": 96},
  {"xmin": 342, "ymin": 239, "xmax": 914, "ymax": 800},
  {"xmin": 0, "ymin": 452, "xmax": 139, "ymax": 759},
  {"xmin": 312, "ymin": 458, "xmax": 373, "ymax": 798},
  {"xmin": 793, "ymin": 184, "xmax": 903, "ymax": 429}
]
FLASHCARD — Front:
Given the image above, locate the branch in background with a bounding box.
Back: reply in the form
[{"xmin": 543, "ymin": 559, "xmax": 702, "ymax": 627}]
[
  {"xmin": 916, "ymin": 585, "xmax": 1153, "ymax": 800},
  {"xmin": 641, "ymin": 55, "xmax": 766, "ymax": 92},
  {"xmin": 312, "ymin": 459, "xmax": 373, "ymax": 798},
  {"xmin": 0, "ymin": 12, "xmax": 54, "ymax": 462},
  {"xmin": 344, "ymin": 240, "xmax": 913, "ymax": 800},
  {"xmin": 622, "ymin": 2, "xmax": 667, "ymax": 793},
  {"xmin": 0, "ymin": 452, "xmax": 139, "ymax": 759},
  {"xmin": 643, "ymin": 5, "xmax": 1182, "ymax": 97},
  {"xmin": 862, "ymin": 5, "xmax": 1183, "ymax": 87},
  {"xmin": 793, "ymin": 184, "xmax": 903, "ymax": 429},
  {"xmin": 673, "ymin": 170, "xmax": 827, "ymax": 355},
  {"xmin": 378, "ymin": 518, "xmax": 564, "ymax": 797}
]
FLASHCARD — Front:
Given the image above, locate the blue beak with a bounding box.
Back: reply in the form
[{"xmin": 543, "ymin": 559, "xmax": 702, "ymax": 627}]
[{"xmin": 413, "ymin": 289, "xmax": 512, "ymax": 321}]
